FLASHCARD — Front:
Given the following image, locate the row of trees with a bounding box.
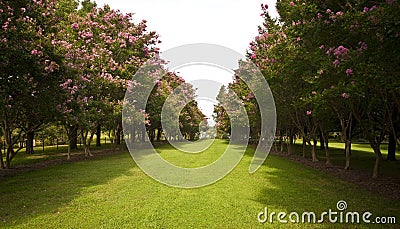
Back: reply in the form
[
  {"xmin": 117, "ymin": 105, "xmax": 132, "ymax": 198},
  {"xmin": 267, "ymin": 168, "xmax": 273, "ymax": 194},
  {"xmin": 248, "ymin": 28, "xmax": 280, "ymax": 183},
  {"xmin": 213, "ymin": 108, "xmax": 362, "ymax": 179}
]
[
  {"xmin": 215, "ymin": 0, "xmax": 399, "ymax": 178},
  {"xmin": 0, "ymin": 0, "xmax": 205, "ymax": 169}
]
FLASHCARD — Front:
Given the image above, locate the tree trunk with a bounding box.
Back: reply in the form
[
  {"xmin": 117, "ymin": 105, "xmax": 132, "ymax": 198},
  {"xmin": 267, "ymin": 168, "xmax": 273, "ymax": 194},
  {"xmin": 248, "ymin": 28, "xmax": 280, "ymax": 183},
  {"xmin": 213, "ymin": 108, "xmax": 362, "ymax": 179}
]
[
  {"xmin": 320, "ymin": 130, "xmax": 331, "ymax": 165},
  {"xmin": 287, "ymin": 134, "xmax": 294, "ymax": 155},
  {"xmin": 67, "ymin": 139, "xmax": 71, "ymax": 160},
  {"xmin": 387, "ymin": 132, "xmax": 397, "ymax": 161},
  {"xmin": 302, "ymin": 135, "xmax": 307, "ymax": 158},
  {"xmin": 310, "ymin": 139, "xmax": 319, "ymax": 162},
  {"xmin": 149, "ymin": 130, "xmax": 155, "ymax": 142},
  {"xmin": 81, "ymin": 130, "xmax": 93, "ymax": 157},
  {"xmin": 325, "ymin": 143, "xmax": 331, "ymax": 166},
  {"xmin": 3, "ymin": 123, "xmax": 22, "ymax": 169},
  {"xmin": 6, "ymin": 145, "xmax": 19, "ymax": 169},
  {"xmin": 96, "ymin": 125, "xmax": 101, "ymax": 147},
  {"xmin": 110, "ymin": 130, "xmax": 116, "ymax": 152},
  {"xmin": 26, "ymin": 130, "xmax": 35, "ymax": 155},
  {"xmin": 157, "ymin": 128, "xmax": 162, "ymax": 142},
  {"xmin": 141, "ymin": 130, "xmax": 146, "ymax": 142},
  {"xmin": 116, "ymin": 124, "xmax": 122, "ymax": 145},
  {"xmin": 319, "ymin": 133, "xmax": 325, "ymax": 150},
  {"xmin": 371, "ymin": 142, "xmax": 383, "ymax": 179},
  {"xmin": 280, "ymin": 135, "xmax": 284, "ymax": 153},
  {"xmin": 68, "ymin": 125, "xmax": 78, "ymax": 150},
  {"xmin": 6, "ymin": 146, "xmax": 12, "ymax": 169},
  {"xmin": 344, "ymin": 140, "xmax": 351, "ymax": 170},
  {"xmin": 0, "ymin": 147, "xmax": 4, "ymax": 169},
  {"xmin": 131, "ymin": 129, "xmax": 136, "ymax": 144}
]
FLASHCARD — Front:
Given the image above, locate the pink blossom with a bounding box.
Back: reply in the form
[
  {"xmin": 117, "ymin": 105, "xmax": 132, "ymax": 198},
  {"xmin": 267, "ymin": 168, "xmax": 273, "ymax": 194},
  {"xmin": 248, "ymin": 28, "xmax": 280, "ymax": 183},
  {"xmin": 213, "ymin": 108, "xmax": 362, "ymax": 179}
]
[
  {"xmin": 334, "ymin": 45, "xmax": 348, "ymax": 58},
  {"xmin": 31, "ymin": 49, "xmax": 38, "ymax": 55},
  {"xmin": 345, "ymin": 69, "xmax": 353, "ymax": 75},
  {"xmin": 71, "ymin": 23, "xmax": 79, "ymax": 30},
  {"xmin": 317, "ymin": 13, "xmax": 322, "ymax": 19},
  {"xmin": 312, "ymin": 91, "xmax": 317, "ymax": 95},
  {"xmin": 296, "ymin": 37, "xmax": 301, "ymax": 42},
  {"xmin": 351, "ymin": 81, "xmax": 355, "ymax": 85},
  {"xmin": 290, "ymin": 2, "xmax": 295, "ymax": 6},
  {"xmin": 333, "ymin": 59, "xmax": 339, "ymax": 67},
  {"xmin": 2, "ymin": 21, "xmax": 9, "ymax": 30},
  {"xmin": 326, "ymin": 47, "xmax": 334, "ymax": 55},
  {"xmin": 21, "ymin": 8, "xmax": 26, "ymax": 13},
  {"xmin": 326, "ymin": 9, "xmax": 332, "ymax": 14},
  {"xmin": 319, "ymin": 70, "xmax": 324, "ymax": 75},
  {"xmin": 306, "ymin": 110, "xmax": 312, "ymax": 116},
  {"xmin": 370, "ymin": 5, "xmax": 377, "ymax": 11},
  {"xmin": 319, "ymin": 45, "xmax": 325, "ymax": 50},
  {"xmin": 358, "ymin": 41, "xmax": 368, "ymax": 52},
  {"xmin": 251, "ymin": 54, "xmax": 256, "ymax": 59},
  {"xmin": 336, "ymin": 11, "xmax": 343, "ymax": 16},
  {"xmin": 364, "ymin": 7, "xmax": 369, "ymax": 12},
  {"xmin": 341, "ymin": 93, "xmax": 350, "ymax": 99},
  {"xmin": 248, "ymin": 91, "xmax": 254, "ymax": 99}
]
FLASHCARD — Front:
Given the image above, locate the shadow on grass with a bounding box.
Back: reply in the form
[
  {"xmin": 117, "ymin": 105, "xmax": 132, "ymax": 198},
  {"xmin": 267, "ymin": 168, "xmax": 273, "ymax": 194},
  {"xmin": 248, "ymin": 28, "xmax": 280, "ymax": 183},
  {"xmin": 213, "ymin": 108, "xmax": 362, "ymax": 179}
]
[
  {"xmin": 0, "ymin": 152, "xmax": 136, "ymax": 227},
  {"xmin": 7, "ymin": 143, "xmax": 118, "ymax": 167},
  {"xmin": 253, "ymin": 158, "xmax": 400, "ymax": 228},
  {"xmin": 289, "ymin": 143, "xmax": 400, "ymax": 178}
]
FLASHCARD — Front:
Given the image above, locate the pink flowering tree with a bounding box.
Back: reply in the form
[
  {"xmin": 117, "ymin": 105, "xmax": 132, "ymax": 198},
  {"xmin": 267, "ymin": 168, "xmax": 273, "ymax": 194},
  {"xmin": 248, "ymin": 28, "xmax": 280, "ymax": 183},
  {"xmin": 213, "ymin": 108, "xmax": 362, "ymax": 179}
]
[
  {"xmin": 0, "ymin": 0, "xmax": 64, "ymax": 168},
  {"xmin": 54, "ymin": 1, "xmax": 160, "ymax": 158},
  {"xmin": 248, "ymin": 0, "xmax": 400, "ymax": 177}
]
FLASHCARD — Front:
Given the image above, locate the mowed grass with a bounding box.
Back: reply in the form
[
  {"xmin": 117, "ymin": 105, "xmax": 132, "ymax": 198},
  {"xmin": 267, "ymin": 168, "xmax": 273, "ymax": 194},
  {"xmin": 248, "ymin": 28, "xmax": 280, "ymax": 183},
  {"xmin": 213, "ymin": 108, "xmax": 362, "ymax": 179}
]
[{"xmin": 0, "ymin": 140, "xmax": 399, "ymax": 228}]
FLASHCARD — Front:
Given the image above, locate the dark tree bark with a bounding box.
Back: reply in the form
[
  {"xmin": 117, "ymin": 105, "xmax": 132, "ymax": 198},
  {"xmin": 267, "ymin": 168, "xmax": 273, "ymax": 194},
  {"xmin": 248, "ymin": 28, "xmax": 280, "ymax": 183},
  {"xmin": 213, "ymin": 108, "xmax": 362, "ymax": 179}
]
[
  {"xmin": 96, "ymin": 124, "xmax": 101, "ymax": 147},
  {"xmin": 149, "ymin": 130, "xmax": 155, "ymax": 142},
  {"xmin": 68, "ymin": 125, "xmax": 78, "ymax": 150},
  {"xmin": 319, "ymin": 133, "xmax": 325, "ymax": 150},
  {"xmin": 141, "ymin": 130, "xmax": 146, "ymax": 142},
  {"xmin": 156, "ymin": 128, "xmax": 162, "ymax": 142},
  {"xmin": 387, "ymin": 132, "xmax": 397, "ymax": 161},
  {"xmin": 116, "ymin": 130, "xmax": 121, "ymax": 145},
  {"xmin": 116, "ymin": 123, "xmax": 122, "ymax": 145},
  {"xmin": 302, "ymin": 135, "xmax": 307, "ymax": 158},
  {"xmin": 26, "ymin": 130, "xmax": 35, "ymax": 155},
  {"xmin": 0, "ymin": 146, "xmax": 4, "ymax": 169},
  {"xmin": 287, "ymin": 133, "xmax": 294, "ymax": 155}
]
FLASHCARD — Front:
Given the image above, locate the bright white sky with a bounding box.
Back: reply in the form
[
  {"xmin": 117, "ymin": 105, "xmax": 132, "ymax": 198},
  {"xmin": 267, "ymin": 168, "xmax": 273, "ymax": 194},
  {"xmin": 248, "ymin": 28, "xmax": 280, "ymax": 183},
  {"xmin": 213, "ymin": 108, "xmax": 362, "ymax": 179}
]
[{"xmin": 94, "ymin": 0, "xmax": 278, "ymax": 121}]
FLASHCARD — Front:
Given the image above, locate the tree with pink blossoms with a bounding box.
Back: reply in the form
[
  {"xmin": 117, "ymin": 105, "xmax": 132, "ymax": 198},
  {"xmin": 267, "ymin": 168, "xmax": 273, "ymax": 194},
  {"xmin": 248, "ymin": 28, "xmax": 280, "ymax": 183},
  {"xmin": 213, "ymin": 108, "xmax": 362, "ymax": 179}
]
[
  {"xmin": 244, "ymin": 0, "xmax": 400, "ymax": 177},
  {"xmin": 0, "ymin": 0, "xmax": 64, "ymax": 168},
  {"xmin": 54, "ymin": 1, "xmax": 160, "ymax": 158}
]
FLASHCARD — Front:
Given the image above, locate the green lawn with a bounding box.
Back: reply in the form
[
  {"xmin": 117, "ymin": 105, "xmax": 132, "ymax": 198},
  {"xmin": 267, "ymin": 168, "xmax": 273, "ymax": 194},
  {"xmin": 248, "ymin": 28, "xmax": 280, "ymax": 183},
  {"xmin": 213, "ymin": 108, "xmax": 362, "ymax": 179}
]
[{"xmin": 0, "ymin": 140, "xmax": 399, "ymax": 228}]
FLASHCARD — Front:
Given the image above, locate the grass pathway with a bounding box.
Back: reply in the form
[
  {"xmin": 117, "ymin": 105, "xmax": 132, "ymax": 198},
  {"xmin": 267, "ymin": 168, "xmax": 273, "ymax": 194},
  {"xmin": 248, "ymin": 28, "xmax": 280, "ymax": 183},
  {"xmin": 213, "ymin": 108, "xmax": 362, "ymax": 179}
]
[{"xmin": 0, "ymin": 140, "xmax": 398, "ymax": 228}]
